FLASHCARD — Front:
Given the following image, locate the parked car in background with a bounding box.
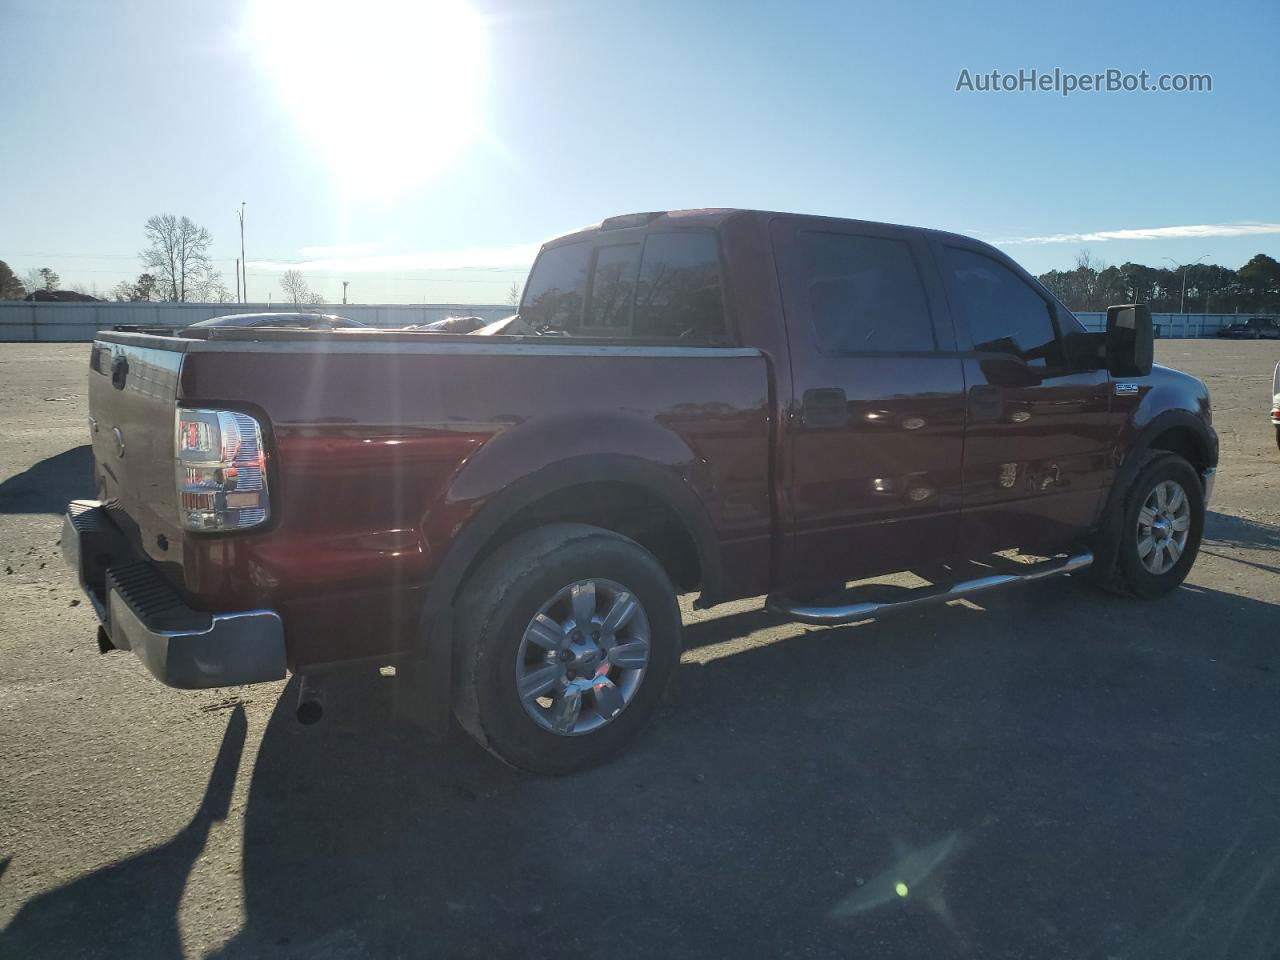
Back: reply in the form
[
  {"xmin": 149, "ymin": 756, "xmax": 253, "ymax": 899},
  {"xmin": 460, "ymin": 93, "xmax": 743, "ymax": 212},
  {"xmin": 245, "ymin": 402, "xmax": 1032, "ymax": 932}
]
[
  {"xmin": 185, "ymin": 312, "xmax": 368, "ymax": 330},
  {"xmin": 1272, "ymin": 361, "xmax": 1280, "ymax": 452},
  {"xmin": 1216, "ymin": 316, "xmax": 1280, "ymax": 339},
  {"xmin": 64, "ymin": 209, "xmax": 1218, "ymax": 774}
]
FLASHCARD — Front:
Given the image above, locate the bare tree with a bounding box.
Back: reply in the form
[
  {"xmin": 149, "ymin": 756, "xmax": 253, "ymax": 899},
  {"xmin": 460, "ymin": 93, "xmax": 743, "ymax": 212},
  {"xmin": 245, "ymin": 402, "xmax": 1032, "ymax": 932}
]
[
  {"xmin": 506, "ymin": 280, "xmax": 522, "ymax": 306},
  {"xmin": 141, "ymin": 214, "xmax": 216, "ymax": 302},
  {"xmin": 1074, "ymin": 248, "xmax": 1104, "ymax": 273},
  {"xmin": 69, "ymin": 281, "xmax": 103, "ymax": 298},
  {"xmin": 203, "ymin": 276, "xmax": 234, "ymax": 303},
  {"xmin": 280, "ymin": 269, "xmax": 323, "ymax": 306},
  {"xmin": 24, "ymin": 267, "xmax": 59, "ymax": 291}
]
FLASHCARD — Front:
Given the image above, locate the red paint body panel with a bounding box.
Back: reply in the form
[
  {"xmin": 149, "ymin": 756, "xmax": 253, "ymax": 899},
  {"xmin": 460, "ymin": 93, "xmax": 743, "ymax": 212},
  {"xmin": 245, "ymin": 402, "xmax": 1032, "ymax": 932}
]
[
  {"xmin": 768, "ymin": 215, "xmax": 969, "ymax": 590},
  {"xmin": 174, "ymin": 347, "xmax": 771, "ymax": 668}
]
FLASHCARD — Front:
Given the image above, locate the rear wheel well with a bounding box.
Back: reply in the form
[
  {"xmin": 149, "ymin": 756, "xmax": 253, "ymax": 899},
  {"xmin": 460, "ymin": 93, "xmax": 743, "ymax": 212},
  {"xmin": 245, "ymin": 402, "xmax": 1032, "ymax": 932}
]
[
  {"xmin": 1146, "ymin": 426, "xmax": 1208, "ymax": 474},
  {"xmin": 466, "ymin": 482, "xmax": 702, "ymax": 594}
]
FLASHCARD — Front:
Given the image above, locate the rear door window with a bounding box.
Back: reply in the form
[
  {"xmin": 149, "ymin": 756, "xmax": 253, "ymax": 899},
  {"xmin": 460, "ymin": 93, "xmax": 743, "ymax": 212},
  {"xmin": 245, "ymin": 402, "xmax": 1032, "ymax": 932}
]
[
  {"xmin": 633, "ymin": 232, "xmax": 726, "ymax": 342},
  {"xmin": 795, "ymin": 231, "xmax": 936, "ymax": 353}
]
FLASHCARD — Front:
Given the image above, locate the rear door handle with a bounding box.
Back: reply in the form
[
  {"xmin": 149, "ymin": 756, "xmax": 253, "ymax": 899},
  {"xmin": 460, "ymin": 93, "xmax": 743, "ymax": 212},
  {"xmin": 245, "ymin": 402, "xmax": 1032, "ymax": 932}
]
[{"xmin": 801, "ymin": 388, "xmax": 848, "ymax": 428}]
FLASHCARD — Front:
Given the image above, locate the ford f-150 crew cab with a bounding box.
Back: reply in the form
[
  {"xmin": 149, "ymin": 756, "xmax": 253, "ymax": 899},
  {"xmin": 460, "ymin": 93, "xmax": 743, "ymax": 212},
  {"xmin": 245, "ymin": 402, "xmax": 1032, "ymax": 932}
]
[{"xmin": 64, "ymin": 209, "xmax": 1218, "ymax": 773}]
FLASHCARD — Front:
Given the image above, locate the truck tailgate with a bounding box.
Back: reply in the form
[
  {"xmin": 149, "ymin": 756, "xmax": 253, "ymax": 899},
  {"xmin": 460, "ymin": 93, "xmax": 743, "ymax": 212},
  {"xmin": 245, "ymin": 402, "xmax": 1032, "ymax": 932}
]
[{"xmin": 88, "ymin": 339, "xmax": 186, "ymax": 569}]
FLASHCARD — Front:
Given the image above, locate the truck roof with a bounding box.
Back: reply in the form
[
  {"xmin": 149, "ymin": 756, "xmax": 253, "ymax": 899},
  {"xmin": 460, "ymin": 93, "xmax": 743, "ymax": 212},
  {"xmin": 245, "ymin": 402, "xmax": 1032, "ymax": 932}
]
[
  {"xmin": 543, "ymin": 209, "xmax": 745, "ymax": 248},
  {"xmin": 541, "ymin": 208, "xmax": 984, "ymax": 252}
]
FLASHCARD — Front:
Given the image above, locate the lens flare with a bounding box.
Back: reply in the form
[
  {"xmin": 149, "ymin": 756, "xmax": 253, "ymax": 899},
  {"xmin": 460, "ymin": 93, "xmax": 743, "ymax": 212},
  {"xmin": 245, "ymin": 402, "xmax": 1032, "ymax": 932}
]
[{"xmin": 249, "ymin": 0, "xmax": 489, "ymax": 196}]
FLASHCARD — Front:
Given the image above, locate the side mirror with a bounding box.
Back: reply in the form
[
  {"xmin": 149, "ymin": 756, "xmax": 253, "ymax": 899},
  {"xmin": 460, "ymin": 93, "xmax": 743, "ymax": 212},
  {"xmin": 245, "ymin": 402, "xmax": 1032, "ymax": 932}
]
[{"xmin": 1105, "ymin": 304, "xmax": 1153, "ymax": 377}]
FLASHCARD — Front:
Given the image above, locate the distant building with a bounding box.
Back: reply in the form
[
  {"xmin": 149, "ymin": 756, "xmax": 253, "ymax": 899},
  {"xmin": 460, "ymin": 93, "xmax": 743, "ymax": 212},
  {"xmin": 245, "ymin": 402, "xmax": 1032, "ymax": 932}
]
[{"xmin": 24, "ymin": 289, "xmax": 101, "ymax": 302}]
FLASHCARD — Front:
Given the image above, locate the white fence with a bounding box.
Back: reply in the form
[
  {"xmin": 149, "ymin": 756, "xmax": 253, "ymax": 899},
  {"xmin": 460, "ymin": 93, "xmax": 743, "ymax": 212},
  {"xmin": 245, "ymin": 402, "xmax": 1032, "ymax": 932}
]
[
  {"xmin": 0, "ymin": 302, "xmax": 1275, "ymax": 343},
  {"xmin": 0, "ymin": 302, "xmax": 514, "ymax": 342},
  {"xmin": 1071, "ymin": 313, "xmax": 1274, "ymax": 338}
]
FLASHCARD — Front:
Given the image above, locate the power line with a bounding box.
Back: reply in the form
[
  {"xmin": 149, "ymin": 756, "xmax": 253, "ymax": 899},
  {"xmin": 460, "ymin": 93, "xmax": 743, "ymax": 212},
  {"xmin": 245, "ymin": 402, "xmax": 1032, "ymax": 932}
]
[
  {"xmin": 5, "ymin": 251, "xmax": 530, "ymax": 273},
  {"xmin": 23, "ymin": 267, "xmax": 520, "ymax": 285}
]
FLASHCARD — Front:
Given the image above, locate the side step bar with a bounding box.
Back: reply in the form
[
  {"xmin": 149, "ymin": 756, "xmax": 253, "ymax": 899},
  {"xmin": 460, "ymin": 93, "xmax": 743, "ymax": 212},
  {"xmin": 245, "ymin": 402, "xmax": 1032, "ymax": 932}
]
[{"xmin": 768, "ymin": 552, "xmax": 1093, "ymax": 626}]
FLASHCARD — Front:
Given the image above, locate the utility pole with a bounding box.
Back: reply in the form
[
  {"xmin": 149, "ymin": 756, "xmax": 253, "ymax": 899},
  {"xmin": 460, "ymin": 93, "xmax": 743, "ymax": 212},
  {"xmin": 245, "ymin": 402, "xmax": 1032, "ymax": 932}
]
[
  {"xmin": 1161, "ymin": 254, "xmax": 1209, "ymax": 314},
  {"xmin": 238, "ymin": 202, "xmax": 248, "ymax": 304},
  {"xmin": 235, "ymin": 258, "xmax": 241, "ymax": 303},
  {"xmin": 342, "ymin": 280, "xmax": 349, "ymax": 305}
]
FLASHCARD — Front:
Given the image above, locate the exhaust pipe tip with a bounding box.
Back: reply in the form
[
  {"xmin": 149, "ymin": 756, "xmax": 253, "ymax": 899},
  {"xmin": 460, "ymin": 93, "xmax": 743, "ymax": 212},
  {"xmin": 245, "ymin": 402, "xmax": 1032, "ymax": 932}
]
[{"xmin": 296, "ymin": 674, "xmax": 325, "ymax": 725}]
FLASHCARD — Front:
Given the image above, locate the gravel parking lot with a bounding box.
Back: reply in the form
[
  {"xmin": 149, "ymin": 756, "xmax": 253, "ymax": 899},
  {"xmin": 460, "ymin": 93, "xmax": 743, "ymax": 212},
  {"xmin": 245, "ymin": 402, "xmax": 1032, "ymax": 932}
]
[{"xmin": 1, "ymin": 340, "xmax": 1278, "ymax": 960}]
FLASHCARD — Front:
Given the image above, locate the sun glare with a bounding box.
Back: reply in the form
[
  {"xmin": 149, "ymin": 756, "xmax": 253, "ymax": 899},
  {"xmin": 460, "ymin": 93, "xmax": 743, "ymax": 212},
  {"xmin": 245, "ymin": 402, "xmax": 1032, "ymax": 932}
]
[{"xmin": 250, "ymin": 0, "xmax": 488, "ymax": 196}]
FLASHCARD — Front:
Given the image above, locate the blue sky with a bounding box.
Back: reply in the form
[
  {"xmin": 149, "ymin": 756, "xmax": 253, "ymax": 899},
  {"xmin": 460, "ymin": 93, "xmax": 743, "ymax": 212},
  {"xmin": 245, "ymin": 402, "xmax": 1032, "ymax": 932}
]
[{"xmin": 1, "ymin": 0, "xmax": 1276, "ymax": 304}]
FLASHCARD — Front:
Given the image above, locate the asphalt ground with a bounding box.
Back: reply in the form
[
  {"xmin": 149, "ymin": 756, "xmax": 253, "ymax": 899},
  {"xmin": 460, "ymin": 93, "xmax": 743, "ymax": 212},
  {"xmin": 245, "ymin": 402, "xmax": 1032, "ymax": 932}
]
[{"xmin": 1, "ymin": 339, "xmax": 1278, "ymax": 959}]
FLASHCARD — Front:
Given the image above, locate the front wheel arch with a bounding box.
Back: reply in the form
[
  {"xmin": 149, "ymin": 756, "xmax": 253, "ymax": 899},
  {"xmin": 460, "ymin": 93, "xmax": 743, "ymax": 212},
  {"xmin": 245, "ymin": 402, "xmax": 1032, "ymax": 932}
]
[
  {"xmin": 1091, "ymin": 412, "xmax": 1215, "ymax": 581},
  {"xmin": 1094, "ymin": 451, "xmax": 1204, "ymax": 597}
]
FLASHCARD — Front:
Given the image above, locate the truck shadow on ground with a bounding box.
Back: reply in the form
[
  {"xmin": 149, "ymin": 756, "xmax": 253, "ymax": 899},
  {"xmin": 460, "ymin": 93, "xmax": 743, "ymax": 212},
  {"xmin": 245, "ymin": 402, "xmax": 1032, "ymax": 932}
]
[
  {"xmin": 1202, "ymin": 512, "xmax": 1280, "ymax": 575},
  {"xmin": 228, "ymin": 572, "xmax": 1280, "ymax": 960},
  {"xmin": 1205, "ymin": 510, "xmax": 1280, "ymax": 547},
  {"xmin": 0, "ymin": 706, "xmax": 246, "ymax": 958},
  {"xmin": 0, "ymin": 444, "xmax": 92, "ymax": 515},
  {"xmin": 4, "ymin": 571, "xmax": 1280, "ymax": 959}
]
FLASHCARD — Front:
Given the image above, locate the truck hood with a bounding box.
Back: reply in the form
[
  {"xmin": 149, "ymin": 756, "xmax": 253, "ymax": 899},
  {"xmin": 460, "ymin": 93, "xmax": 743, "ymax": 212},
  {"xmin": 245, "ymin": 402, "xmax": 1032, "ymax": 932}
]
[{"xmin": 1147, "ymin": 362, "xmax": 1211, "ymax": 409}]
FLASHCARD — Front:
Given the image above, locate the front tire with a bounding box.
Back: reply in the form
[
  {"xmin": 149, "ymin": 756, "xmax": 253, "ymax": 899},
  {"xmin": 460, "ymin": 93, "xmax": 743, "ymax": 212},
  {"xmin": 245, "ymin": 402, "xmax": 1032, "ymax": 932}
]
[
  {"xmin": 1108, "ymin": 452, "xmax": 1205, "ymax": 598},
  {"xmin": 453, "ymin": 524, "xmax": 682, "ymax": 774}
]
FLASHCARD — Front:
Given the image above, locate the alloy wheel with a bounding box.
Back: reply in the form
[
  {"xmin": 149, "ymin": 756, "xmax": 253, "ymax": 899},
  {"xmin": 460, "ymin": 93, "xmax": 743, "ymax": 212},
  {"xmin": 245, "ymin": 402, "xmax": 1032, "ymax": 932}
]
[
  {"xmin": 1136, "ymin": 479, "xmax": 1191, "ymax": 575},
  {"xmin": 514, "ymin": 578, "xmax": 651, "ymax": 736}
]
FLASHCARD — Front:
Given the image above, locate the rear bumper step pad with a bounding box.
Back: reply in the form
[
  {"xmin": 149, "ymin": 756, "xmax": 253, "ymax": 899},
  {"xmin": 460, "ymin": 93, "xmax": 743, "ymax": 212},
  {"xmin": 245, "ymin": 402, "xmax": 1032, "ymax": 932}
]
[{"xmin": 62, "ymin": 500, "xmax": 287, "ymax": 689}]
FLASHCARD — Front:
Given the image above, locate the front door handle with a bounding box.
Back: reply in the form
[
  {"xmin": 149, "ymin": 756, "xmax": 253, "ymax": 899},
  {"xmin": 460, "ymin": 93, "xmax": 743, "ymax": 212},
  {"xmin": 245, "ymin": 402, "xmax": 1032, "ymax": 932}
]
[{"xmin": 801, "ymin": 388, "xmax": 848, "ymax": 428}]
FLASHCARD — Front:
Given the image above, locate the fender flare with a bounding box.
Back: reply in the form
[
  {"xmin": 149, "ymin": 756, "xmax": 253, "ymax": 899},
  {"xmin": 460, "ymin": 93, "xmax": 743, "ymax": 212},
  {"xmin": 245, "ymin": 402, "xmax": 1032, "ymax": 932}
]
[
  {"xmin": 1091, "ymin": 409, "xmax": 1217, "ymax": 580},
  {"xmin": 411, "ymin": 454, "xmax": 724, "ymax": 736}
]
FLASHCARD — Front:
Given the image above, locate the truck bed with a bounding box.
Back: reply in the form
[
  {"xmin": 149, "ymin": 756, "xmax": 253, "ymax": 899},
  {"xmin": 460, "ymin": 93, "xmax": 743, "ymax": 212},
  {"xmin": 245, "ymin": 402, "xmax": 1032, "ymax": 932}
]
[{"xmin": 87, "ymin": 329, "xmax": 773, "ymax": 670}]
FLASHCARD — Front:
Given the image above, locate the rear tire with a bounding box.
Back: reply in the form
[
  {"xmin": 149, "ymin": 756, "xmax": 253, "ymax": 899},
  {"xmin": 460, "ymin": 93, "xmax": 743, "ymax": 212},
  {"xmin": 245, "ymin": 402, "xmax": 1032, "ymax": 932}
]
[
  {"xmin": 453, "ymin": 524, "xmax": 682, "ymax": 774},
  {"xmin": 1104, "ymin": 452, "xmax": 1205, "ymax": 598}
]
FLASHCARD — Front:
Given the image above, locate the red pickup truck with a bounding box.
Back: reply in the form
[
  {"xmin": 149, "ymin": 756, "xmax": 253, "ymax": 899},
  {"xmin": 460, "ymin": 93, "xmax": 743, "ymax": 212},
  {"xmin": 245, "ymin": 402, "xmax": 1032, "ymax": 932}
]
[{"xmin": 64, "ymin": 209, "xmax": 1218, "ymax": 773}]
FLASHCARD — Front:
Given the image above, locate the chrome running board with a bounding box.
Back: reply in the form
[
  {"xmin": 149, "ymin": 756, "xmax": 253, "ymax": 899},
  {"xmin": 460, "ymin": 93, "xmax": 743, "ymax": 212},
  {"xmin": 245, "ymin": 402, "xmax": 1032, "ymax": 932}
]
[{"xmin": 768, "ymin": 552, "xmax": 1094, "ymax": 626}]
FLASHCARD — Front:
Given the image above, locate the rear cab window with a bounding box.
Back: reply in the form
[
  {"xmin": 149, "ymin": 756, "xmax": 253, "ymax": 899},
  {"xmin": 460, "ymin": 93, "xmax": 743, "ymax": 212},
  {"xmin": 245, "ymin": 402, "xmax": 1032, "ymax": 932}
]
[
  {"xmin": 520, "ymin": 242, "xmax": 591, "ymax": 332},
  {"xmin": 520, "ymin": 230, "xmax": 728, "ymax": 343}
]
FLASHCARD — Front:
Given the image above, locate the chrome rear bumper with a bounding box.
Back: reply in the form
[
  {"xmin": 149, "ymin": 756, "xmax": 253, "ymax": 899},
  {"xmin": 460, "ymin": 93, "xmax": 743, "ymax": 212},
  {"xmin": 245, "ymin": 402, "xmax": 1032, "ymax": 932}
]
[{"xmin": 62, "ymin": 500, "xmax": 286, "ymax": 689}]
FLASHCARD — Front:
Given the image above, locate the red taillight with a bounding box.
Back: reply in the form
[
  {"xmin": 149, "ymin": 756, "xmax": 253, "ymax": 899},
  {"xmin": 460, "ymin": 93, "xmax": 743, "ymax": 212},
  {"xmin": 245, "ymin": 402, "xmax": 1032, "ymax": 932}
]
[{"xmin": 175, "ymin": 408, "xmax": 270, "ymax": 531}]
